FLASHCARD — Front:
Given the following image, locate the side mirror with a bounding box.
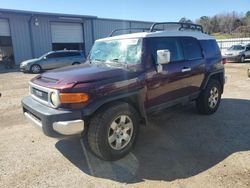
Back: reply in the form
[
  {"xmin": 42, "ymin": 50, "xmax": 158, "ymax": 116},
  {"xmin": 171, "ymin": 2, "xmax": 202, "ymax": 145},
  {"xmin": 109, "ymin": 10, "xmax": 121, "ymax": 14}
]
[
  {"xmin": 156, "ymin": 49, "xmax": 171, "ymax": 72},
  {"xmin": 157, "ymin": 49, "xmax": 170, "ymax": 65},
  {"xmin": 43, "ymin": 56, "xmax": 47, "ymax": 60}
]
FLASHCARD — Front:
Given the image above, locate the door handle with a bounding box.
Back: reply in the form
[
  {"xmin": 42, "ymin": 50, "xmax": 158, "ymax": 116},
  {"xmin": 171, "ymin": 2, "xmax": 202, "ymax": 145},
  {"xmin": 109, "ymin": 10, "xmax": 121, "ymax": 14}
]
[{"xmin": 181, "ymin": 67, "xmax": 191, "ymax": 73}]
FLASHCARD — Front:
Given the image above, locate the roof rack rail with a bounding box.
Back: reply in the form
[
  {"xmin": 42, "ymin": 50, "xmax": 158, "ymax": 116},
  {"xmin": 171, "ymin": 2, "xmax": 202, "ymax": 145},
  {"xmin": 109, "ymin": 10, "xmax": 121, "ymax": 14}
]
[
  {"xmin": 149, "ymin": 22, "xmax": 204, "ymax": 33},
  {"xmin": 109, "ymin": 28, "xmax": 150, "ymax": 37}
]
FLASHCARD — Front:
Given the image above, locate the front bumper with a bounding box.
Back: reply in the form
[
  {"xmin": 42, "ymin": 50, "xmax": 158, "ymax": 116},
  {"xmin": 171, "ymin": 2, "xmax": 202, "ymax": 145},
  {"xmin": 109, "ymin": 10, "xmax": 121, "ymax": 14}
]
[
  {"xmin": 224, "ymin": 55, "xmax": 240, "ymax": 62},
  {"xmin": 20, "ymin": 65, "xmax": 30, "ymax": 72},
  {"xmin": 22, "ymin": 96, "xmax": 84, "ymax": 137}
]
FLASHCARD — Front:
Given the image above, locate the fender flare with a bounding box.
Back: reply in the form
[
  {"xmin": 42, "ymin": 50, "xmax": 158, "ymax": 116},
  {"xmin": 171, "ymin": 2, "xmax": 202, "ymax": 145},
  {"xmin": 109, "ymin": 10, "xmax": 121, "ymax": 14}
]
[
  {"xmin": 82, "ymin": 88, "xmax": 148, "ymax": 124},
  {"xmin": 201, "ymin": 69, "xmax": 225, "ymax": 90}
]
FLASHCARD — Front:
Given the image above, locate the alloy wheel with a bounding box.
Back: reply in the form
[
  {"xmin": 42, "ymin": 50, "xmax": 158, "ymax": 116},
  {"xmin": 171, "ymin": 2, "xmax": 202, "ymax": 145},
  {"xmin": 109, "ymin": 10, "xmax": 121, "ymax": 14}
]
[
  {"xmin": 208, "ymin": 86, "xmax": 219, "ymax": 109},
  {"xmin": 108, "ymin": 115, "xmax": 133, "ymax": 150}
]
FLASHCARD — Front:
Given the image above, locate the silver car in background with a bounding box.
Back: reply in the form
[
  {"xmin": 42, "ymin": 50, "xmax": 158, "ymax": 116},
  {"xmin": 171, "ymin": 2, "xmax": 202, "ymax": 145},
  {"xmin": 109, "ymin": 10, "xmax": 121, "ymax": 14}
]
[
  {"xmin": 20, "ymin": 50, "xmax": 85, "ymax": 73},
  {"xmin": 223, "ymin": 44, "xmax": 250, "ymax": 63}
]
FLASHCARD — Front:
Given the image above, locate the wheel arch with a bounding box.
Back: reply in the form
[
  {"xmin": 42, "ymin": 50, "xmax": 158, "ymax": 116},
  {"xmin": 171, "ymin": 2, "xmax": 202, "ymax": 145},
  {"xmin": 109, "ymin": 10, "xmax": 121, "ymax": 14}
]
[
  {"xmin": 201, "ymin": 70, "xmax": 225, "ymax": 93},
  {"xmin": 72, "ymin": 62, "xmax": 80, "ymax": 65},
  {"xmin": 82, "ymin": 89, "xmax": 148, "ymax": 126}
]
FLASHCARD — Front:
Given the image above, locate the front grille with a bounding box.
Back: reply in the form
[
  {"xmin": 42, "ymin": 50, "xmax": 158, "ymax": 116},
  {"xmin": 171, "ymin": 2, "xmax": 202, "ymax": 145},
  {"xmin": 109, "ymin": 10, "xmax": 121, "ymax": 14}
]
[
  {"xmin": 29, "ymin": 82, "xmax": 59, "ymax": 108},
  {"xmin": 31, "ymin": 87, "xmax": 48, "ymax": 102}
]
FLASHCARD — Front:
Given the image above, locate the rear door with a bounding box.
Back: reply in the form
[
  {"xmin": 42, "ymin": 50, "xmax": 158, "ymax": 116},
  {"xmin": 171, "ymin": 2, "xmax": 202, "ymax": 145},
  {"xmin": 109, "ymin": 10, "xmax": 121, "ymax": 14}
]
[
  {"xmin": 69, "ymin": 52, "xmax": 82, "ymax": 64},
  {"xmin": 181, "ymin": 37, "xmax": 206, "ymax": 94},
  {"xmin": 245, "ymin": 45, "xmax": 250, "ymax": 58},
  {"xmin": 56, "ymin": 52, "xmax": 72, "ymax": 67}
]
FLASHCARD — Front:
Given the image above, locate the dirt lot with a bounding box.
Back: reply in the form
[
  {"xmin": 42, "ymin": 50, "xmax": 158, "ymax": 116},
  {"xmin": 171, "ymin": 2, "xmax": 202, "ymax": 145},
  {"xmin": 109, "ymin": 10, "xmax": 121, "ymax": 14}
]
[{"xmin": 0, "ymin": 63, "xmax": 250, "ymax": 188}]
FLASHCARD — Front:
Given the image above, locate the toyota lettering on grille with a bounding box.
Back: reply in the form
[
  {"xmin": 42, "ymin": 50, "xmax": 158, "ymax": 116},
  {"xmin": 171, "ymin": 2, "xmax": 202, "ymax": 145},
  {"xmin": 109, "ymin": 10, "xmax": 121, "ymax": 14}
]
[{"xmin": 35, "ymin": 90, "xmax": 43, "ymax": 97}]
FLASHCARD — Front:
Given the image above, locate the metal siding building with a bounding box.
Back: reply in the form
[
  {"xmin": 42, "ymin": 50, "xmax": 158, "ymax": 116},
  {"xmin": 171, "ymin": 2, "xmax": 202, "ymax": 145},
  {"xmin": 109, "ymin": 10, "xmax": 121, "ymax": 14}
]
[{"xmin": 0, "ymin": 9, "xmax": 153, "ymax": 65}]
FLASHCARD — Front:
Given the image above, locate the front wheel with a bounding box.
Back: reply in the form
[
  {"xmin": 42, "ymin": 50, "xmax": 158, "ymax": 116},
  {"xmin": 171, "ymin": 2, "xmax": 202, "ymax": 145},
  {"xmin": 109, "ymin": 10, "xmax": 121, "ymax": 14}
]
[
  {"xmin": 30, "ymin": 64, "xmax": 42, "ymax": 73},
  {"xmin": 88, "ymin": 102, "xmax": 139, "ymax": 161},
  {"xmin": 196, "ymin": 79, "xmax": 222, "ymax": 114}
]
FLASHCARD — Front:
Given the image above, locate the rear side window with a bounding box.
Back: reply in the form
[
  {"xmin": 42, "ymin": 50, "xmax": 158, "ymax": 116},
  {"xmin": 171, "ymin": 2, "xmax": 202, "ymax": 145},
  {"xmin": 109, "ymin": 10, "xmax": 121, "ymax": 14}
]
[
  {"xmin": 200, "ymin": 40, "xmax": 221, "ymax": 58},
  {"xmin": 55, "ymin": 52, "xmax": 68, "ymax": 58},
  {"xmin": 47, "ymin": 52, "xmax": 81, "ymax": 58},
  {"xmin": 150, "ymin": 37, "xmax": 184, "ymax": 62},
  {"xmin": 182, "ymin": 38, "xmax": 203, "ymax": 60},
  {"xmin": 70, "ymin": 52, "xmax": 81, "ymax": 56}
]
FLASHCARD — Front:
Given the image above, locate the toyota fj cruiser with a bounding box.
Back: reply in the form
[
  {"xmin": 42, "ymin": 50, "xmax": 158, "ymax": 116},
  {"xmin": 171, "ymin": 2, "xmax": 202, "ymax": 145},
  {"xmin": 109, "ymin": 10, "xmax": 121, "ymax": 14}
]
[{"xmin": 22, "ymin": 22, "xmax": 225, "ymax": 160}]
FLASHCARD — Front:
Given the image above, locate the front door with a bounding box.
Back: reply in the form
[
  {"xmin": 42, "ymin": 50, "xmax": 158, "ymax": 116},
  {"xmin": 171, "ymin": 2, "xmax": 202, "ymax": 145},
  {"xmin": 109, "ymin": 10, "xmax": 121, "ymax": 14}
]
[{"xmin": 145, "ymin": 37, "xmax": 193, "ymax": 109}]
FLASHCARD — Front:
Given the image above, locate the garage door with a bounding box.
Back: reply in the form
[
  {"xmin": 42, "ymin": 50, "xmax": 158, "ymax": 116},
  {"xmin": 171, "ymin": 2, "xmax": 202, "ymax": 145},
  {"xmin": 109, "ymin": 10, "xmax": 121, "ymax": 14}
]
[
  {"xmin": 0, "ymin": 19, "xmax": 13, "ymax": 65},
  {"xmin": 51, "ymin": 22, "xmax": 84, "ymax": 43},
  {"xmin": 0, "ymin": 19, "xmax": 10, "ymax": 36}
]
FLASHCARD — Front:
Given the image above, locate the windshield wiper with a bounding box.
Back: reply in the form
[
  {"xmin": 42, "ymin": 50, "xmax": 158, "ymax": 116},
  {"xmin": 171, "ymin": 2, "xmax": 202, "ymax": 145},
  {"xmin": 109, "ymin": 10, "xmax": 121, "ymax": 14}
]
[
  {"xmin": 105, "ymin": 59, "xmax": 128, "ymax": 69},
  {"xmin": 90, "ymin": 59, "xmax": 105, "ymax": 65}
]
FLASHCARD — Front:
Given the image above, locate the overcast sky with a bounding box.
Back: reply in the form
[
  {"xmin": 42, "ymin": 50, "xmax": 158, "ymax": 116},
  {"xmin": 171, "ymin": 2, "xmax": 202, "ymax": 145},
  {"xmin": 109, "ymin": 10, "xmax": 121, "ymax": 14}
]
[{"xmin": 1, "ymin": 0, "xmax": 249, "ymax": 22}]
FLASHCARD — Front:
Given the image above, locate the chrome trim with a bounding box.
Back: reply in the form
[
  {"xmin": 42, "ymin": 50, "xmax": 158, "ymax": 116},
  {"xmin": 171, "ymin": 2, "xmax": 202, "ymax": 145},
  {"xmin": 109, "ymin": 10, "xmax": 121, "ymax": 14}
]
[
  {"xmin": 24, "ymin": 112, "xmax": 42, "ymax": 129},
  {"xmin": 181, "ymin": 67, "xmax": 191, "ymax": 73},
  {"xmin": 53, "ymin": 120, "xmax": 84, "ymax": 135},
  {"xmin": 29, "ymin": 81, "xmax": 60, "ymax": 108}
]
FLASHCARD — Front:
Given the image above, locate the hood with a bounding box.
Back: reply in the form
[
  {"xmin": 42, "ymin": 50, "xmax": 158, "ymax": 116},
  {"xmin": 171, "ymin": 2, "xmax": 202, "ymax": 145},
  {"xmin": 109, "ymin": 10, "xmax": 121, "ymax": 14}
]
[
  {"xmin": 21, "ymin": 58, "xmax": 40, "ymax": 65},
  {"xmin": 32, "ymin": 63, "xmax": 138, "ymax": 89}
]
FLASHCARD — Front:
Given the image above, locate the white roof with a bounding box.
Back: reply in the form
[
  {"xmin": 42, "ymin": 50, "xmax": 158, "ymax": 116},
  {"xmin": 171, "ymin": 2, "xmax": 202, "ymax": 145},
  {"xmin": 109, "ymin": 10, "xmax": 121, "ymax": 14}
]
[{"xmin": 96, "ymin": 30, "xmax": 215, "ymax": 42}]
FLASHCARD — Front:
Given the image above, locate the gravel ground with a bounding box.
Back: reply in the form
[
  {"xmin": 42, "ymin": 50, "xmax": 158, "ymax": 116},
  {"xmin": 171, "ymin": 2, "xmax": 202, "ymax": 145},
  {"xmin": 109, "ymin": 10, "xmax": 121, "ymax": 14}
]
[{"xmin": 0, "ymin": 63, "xmax": 250, "ymax": 188}]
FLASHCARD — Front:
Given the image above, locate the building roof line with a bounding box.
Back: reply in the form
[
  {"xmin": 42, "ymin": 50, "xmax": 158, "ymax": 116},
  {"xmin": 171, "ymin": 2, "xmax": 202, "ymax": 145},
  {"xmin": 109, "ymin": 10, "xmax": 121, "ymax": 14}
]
[
  {"xmin": 0, "ymin": 8, "xmax": 155, "ymax": 23},
  {"xmin": 0, "ymin": 8, "xmax": 97, "ymax": 19}
]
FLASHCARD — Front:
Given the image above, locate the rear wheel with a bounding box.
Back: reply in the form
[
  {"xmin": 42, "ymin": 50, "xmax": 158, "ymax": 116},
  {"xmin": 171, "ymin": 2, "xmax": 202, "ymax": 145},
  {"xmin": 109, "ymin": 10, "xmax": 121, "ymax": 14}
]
[
  {"xmin": 196, "ymin": 79, "xmax": 222, "ymax": 114},
  {"xmin": 240, "ymin": 55, "xmax": 245, "ymax": 63},
  {"xmin": 30, "ymin": 64, "xmax": 42, "ymax": 73},
  {"xmin": 72, "ymin": 62, "xmax": 80, "ymax": 65},
  {"xmin": 87, "ymin": 102, "xmax": 139, "ymax": 161}
]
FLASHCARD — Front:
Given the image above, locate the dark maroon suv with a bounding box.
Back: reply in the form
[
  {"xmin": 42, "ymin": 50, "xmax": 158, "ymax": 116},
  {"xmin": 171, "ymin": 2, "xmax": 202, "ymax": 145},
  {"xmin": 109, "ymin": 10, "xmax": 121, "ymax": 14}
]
[{"xmin": 22, "ymin": 22, "xmax": 225, "ymax": 160}]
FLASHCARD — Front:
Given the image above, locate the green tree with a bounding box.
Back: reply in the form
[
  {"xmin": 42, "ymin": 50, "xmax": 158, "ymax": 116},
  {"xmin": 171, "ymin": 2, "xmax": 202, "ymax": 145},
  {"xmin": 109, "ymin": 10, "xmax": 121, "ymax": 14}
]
[
  {"xmin": 245, "ymin": 11, "xmax": 250, "ymax": 26},
  {"xmin": 179, "ymin": 17, "xmax": 193, "ymax": 23},
  {"xmin": 198, "ymin": 16, "xmax": 211, "ymax": 33}
]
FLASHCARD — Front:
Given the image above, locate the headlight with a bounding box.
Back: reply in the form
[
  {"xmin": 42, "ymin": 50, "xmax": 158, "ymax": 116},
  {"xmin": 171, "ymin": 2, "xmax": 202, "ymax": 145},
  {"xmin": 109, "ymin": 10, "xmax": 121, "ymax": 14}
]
[
  {"xmin": 50, "ymin": 92, "xmax": 60, "ymax": 107},
  {"xmin": 21, "ymin": 61, "xmax": 28, "ymax": 66}
]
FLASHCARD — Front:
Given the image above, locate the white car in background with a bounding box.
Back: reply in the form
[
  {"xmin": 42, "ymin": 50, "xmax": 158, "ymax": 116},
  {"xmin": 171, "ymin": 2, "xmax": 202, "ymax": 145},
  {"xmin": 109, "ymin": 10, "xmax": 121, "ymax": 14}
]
[{"xmin": 223, "ymin": 44, "xmax": 250, "ymax": 63}]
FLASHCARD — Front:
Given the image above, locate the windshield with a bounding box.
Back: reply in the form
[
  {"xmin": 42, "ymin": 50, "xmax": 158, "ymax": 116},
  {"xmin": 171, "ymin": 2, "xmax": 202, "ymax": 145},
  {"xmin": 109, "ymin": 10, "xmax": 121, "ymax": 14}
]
[
  {"xmin": 228, "ymin": 45, "xmax": 245, "ymax": 51},
  {"xmin": 89, "ymin": 38, "xmax": 142, "ymax": 66},
  {"xmin": 39, "ymin": 52, "xmax": 50, "ymax": 59}
]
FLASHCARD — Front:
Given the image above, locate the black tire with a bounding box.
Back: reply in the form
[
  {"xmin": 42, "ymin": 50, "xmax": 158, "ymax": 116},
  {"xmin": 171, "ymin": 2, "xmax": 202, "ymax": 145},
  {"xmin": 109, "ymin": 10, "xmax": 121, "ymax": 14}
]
[
  {"xmin": 30, "ymin": 64, "xmax": 42, "ymax": 73},
  {"xmin": 240, "ymin": 55, "xmax": 245, "ymax": 63},
  {"xmin": 248, "ymin": 68, "xmax": 250, "ymax": 78},
  {"xmin": 72, "ymin": 62, "xmax": 80, "ymax": 65},
  {"xmin": 87, "ymin": 102, "xmax": 139, "ymax": 161},
  {"xmin": 196, "ymin": 79, "xmax": 222, "ymax": 115}
]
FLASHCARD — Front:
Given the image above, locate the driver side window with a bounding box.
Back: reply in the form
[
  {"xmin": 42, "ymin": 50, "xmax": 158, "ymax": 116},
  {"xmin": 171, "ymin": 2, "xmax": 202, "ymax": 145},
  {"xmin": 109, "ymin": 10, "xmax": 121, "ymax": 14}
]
[
  {"xmin": 46, "ymin": 53, "xmax": 57, "ymax": 59},
  {"xmin": 150, "ymin": 37, "xmax": 184, "ymax": 63}
]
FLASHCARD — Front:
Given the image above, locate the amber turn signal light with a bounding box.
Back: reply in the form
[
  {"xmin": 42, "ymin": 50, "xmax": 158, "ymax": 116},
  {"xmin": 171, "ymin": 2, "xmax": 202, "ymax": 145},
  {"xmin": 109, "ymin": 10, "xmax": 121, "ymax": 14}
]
[{"xmin": 59, "ymin": 93, "xmax": 89, "ymax": 104}]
